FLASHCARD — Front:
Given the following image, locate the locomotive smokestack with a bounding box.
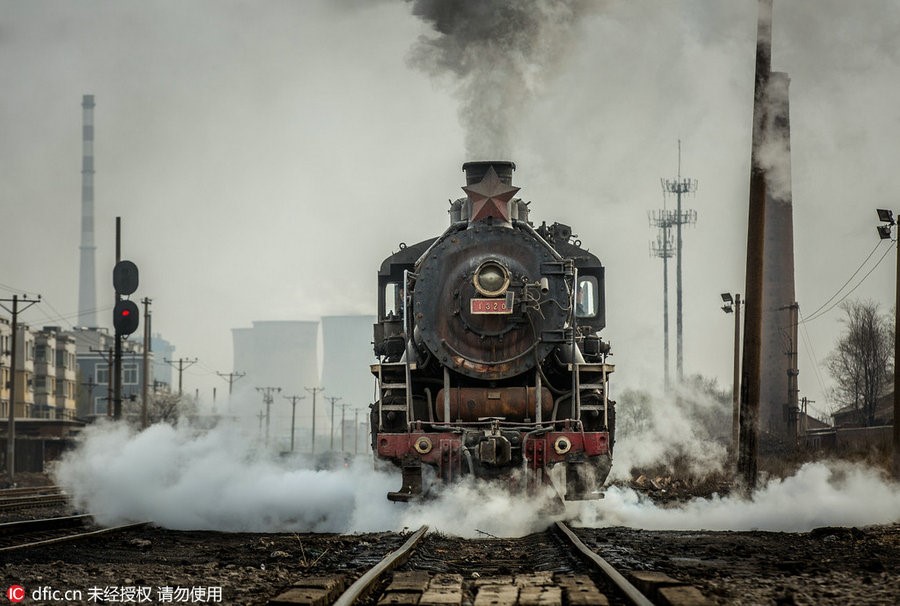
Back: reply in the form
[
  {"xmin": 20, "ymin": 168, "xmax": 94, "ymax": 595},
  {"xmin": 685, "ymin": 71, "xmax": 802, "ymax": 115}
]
[
  {"xmin": 78, "ymin": 94, "xmax": 98, "ymax": 328},
  {"xmin": 462, "ymin": 161, "xmax": 515, "ymax": 186},
  {"xmin": 461, "ymin": 163, "xmax": 520, "ymax": 226}
]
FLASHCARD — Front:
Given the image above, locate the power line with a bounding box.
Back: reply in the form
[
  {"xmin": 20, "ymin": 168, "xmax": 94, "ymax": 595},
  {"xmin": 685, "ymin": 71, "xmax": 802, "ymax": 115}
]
[
  {"xmin": 801, "ymin": 239, "xmax": 887, "ymax": 322},
  {"xmin": 797, "ymin": 311, "xmax": 830, "ymax": 413},
  {"xmin": 802, "ymin": 240, "xmax": 894, "ymax": 324}
]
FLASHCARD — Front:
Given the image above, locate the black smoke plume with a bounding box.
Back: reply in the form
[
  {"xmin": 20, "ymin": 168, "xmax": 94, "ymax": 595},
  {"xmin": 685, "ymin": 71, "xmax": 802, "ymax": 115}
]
[{"xmin": 406, "ymin": 0, "xmax": 600, "ymax": 158}]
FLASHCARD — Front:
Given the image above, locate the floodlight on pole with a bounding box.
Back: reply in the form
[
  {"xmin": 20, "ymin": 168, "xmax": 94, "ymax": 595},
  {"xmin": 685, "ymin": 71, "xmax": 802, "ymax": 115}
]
[
  {"xmin": 875, "ymin": 208, "xmax": 900, "ymax": 480},
  {"xmin": 721, "ymin": 292, "xmax": 742, "ymax": 469}
]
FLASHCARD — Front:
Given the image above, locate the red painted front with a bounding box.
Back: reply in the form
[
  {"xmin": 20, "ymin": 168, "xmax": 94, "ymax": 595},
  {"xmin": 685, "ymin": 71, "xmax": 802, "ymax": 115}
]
[{"xmin": 376, "ymin": 430, "xmax": 609, "ymax": 466}]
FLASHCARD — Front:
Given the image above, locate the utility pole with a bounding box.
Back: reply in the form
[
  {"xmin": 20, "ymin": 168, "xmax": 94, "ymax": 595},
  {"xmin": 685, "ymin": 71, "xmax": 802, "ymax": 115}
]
[
  {"xmin": 256, "ymin": 387, "xmax": 281, "ymax": 447},
  {"xmin": 283, "ymin": 394, "xmax": 305, "ymax": 452},
  {"xmin": 326, "ymin": 396, "xmax": 342, "ymax": 450},
  {"xmin": 875, "ymin": 208, "xmax": 899, "ymax": 479},
  {"xmin": 256, "ymin": 409, "xmax": 265, "ymax": 438},
  {"xmin": 783, "ymin": 302, "xmax": 800, "ymax": 443},
  {"xmin": 363, "ymin": 414, "xmax": 370, "ymax": 454},
  {"xmin": 354, "ymin": 408, "xmax": 363, "ymax": 455},
  {"xmin": 721, "ymin": 293, "xmax": 742, "ymax": 467},
  {"xmin": 739, "ymin": 0, "xmax": 774, "ymax": 490},
  {"xmin": 338, "ymin": 403, "xmax": 351, "ymax": 452},
  {"xmin": 661, "ymin": 140, "xmax": 698, "ymax": 384},
  {"xmin": 164, "ymin": 357, "xmax": 198, "ymax": 396},
  {"xmin": 305, "ymin": 387, "xmax": 324, "ymax": 455},
  {"xmin": 80, "ymin": 375, "xmax": 98, "ymax": 416},
  {"xmin": 141, "ymin": 298, "xmax": 151, "ymax": 429},
  {"xmin": 800, "ymin": 397, "xmax": 815, "ymax": 438},
  {"xmin": 216, "ymin": 371, "xmax": 247, "ymax": 398},
  {"xmin": 0, "ymin": 294, "xmax": 41, "ymax": 484}
]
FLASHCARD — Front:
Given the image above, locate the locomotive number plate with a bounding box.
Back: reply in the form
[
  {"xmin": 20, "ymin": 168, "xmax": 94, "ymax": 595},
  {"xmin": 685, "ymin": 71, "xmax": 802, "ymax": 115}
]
[{"xmin": 470, "ymin": 297, "xmax": 512, "ymax": 314}]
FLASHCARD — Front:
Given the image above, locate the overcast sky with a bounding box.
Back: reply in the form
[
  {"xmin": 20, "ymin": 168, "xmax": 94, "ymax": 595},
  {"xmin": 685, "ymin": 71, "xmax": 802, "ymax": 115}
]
[{"xmin": 1, "ymin": 0, "xmax": 897, "ymax": 419}]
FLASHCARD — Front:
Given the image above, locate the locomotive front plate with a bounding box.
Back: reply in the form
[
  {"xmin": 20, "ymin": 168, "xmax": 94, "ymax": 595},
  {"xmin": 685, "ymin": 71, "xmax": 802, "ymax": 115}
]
[{"xmin": 470, "ymin": 295, "xmax": 513, "ymax": 314}]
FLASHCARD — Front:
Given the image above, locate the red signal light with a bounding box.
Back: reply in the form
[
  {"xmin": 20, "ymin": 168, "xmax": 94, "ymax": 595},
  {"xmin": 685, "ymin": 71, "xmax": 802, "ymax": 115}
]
[{"xmin": 113, "ymin": 300, "xmax": 140, "ymax": 335}]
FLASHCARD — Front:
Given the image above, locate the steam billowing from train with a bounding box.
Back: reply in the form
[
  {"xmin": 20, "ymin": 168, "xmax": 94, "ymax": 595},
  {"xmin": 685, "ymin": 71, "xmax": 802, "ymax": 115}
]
[{"xmin": 406, "ymin": 0, "xmax": 601, "ymax": 157}]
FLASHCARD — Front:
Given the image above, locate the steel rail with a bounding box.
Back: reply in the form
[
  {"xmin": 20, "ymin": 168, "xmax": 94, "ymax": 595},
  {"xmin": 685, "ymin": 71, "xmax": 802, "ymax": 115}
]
[
  {"xmin": 332, "ymin": 525, "xmax": 429, "ymax": 606},
  {"xmin": 0, "ymin": 494, "xmax": 69, "ymax": 511},
  {"xmin": 0, "ymin": 520, "xmax": 151, "ymax": 553},
  {"xmin": 0, "ymin": 485, "xmax": 61, "ymax": 497},
  {"xmin": 0, "ymin": 514, "xmax": 91, "ymax": 537},
  {"xmin": 555, "ymin": 521, "xmax": 654, "ymax": 606}
]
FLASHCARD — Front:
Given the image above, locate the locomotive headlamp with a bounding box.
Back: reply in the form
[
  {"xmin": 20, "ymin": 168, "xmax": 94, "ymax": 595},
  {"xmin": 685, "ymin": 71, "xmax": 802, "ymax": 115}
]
[
  {"xmin": 553, "ymin": 436, "xmax": 572, "ymax": 455},
  {"xmin": 413, "ymin": 436, "xmax": 433, "ymax": 454},
  {"xmin": 473, "ymin": 260, "xmax": 510, "ymax": 297}
]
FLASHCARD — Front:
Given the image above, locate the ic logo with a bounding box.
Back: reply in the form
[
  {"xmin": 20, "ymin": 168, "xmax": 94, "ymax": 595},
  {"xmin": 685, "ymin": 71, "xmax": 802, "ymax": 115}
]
[{"xmin": 6, "ymin": 585, "xmax": 25, "ymax": 603}]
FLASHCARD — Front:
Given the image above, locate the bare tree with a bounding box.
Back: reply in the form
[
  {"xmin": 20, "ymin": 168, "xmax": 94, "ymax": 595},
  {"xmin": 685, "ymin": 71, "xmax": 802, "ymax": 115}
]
[
  {"xmin": 123, "ymin": 392, "xmax": 198, "ymax": 426},
  {"xmin": 825, "ymin": 300, "xmax": 893, "ymax": 426}
]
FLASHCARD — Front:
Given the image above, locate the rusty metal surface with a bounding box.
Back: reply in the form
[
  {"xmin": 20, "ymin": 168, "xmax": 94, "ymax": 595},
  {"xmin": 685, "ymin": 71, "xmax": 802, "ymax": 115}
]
[
  {"xmin": 413, "ymin": 224, "xmax": 568, "ymax": 380},
  {"xmin": 462, "ymin": 165, "xmax": 520, "ymax": 224},
  {"xmin": 434, "ymin": 386, "xmax": 553, "ymax": 422}
]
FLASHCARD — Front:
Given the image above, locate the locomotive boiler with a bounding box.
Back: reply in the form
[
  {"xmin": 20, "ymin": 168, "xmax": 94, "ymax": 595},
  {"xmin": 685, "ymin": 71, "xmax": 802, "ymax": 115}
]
[{"xmin": 371, "ymin": 161, "xmax": 614, "ymax": 501}]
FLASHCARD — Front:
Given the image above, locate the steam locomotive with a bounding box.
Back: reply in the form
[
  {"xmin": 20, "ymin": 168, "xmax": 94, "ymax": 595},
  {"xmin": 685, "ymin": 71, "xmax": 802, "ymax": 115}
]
[{"xmin": 371, "ymin": 161, "xmax": 614, "ymax": 501}]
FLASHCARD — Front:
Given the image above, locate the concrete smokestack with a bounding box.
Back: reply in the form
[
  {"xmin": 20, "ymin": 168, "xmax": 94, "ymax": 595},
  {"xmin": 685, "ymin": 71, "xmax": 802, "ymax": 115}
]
[
  {"xmin": 78, "ymin": 94, "xmax": 98, "ymax": 328},
  {"xmin": 759, "ymin": 72, "xmax": 798, "ymax": 446}
]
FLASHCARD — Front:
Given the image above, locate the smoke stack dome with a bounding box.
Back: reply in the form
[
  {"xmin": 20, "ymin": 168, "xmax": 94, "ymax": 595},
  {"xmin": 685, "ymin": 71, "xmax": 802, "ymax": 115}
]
[{"xmin": 462, "ymin": 161, "xmax": 516, "ymax": 185}]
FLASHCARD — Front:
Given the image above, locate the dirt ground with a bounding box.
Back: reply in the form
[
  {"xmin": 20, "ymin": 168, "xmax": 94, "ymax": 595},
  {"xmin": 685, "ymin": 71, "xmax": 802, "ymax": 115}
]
[
  {"xmin": 3, "ymin": 518, "xmax": 898, "ymax": 605},
  {"xmin": 3, "ymin": 472, "xmax": 899, "ymax": 605}
]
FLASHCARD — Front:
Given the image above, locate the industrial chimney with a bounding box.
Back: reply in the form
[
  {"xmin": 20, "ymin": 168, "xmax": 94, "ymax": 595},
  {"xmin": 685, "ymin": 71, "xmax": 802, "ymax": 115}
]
[
  {"xmin": 759, "ymin": 72, "xmax": 799, "ymax": 446},
  {"xmin": 78, "ymin": 94, "xmax": 98, "ymax": 328}
]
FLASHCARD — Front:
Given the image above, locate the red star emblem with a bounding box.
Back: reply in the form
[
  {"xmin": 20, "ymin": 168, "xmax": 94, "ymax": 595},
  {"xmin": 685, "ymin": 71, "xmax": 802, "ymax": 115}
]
[{"xmin": 463, "ymin": 166, "xmax": 520, "ymax": 223}]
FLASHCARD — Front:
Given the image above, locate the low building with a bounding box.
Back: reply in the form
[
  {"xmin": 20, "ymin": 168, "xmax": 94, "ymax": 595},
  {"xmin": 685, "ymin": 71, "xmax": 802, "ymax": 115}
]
[
  {"xmin": 32, "ymin": 327, "xmax": 78, "ymax": 420},
  {"xmin": 64, "ymin": 327, "xmax": 149, "ymax": 419},
  {"xmin": 0, "ymin": 318, "xmax": 10, "ymax": 419},
  {"xmin": 12, "ymin": 324, "xmax": 35, "ymax": 418},
  {"xmin": 832, "ymin": 393, "xmax": 895, "ymax": 428}
]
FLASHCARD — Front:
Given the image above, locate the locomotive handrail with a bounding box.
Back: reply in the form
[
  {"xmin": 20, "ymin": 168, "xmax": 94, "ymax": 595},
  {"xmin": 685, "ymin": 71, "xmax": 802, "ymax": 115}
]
[
  {"xmin": 440, "ymin": 339, "xmax": 537, "ymax": 367},
  {"xmin": 403, "ymin": 269, "xmax": 413, "ymax": 422},
  {"xmin": 512, "ymin": 219, "xmax": 565, "ymax": 261},
  {"xmin": 572, "ymin": 266, "xmax": 580, "ymax": 420}
]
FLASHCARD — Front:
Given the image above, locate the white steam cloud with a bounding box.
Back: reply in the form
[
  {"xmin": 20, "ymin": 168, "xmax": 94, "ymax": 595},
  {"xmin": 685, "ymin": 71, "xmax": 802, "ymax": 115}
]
[
  {"xmin": 574, "ymin": 461, "xmax": 900, "ymax": 532},
  {"xmin": 610, "ymin": 380, "xmax": 730, "ymax": 482},
  {"xmin": 54, "ymin": 416, "xmax": 899, "ymax": 537},
  {"xmin": 52, "ymin": 419, "xmax": 555, "ymax": 538}
]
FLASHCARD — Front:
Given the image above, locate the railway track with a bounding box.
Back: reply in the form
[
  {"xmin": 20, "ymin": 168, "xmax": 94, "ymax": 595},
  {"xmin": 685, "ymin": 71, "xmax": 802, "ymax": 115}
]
[
  {"xmin": 0, "ymin": 493, "xmax": 70, "ymax": 511},
  {"xmin": 268, "ymin": 522, "xmax": 710, "ymax": 606},
  {"xmin": 0, "ymin": 484, "xmax": 62, "ymax": 497},
  {"xmin": 0, "ymin": 513, "xmax": 151, "ymax": 553},
  {"xmin": 0, "ymin": 485, "xmax": 69, "ymax": 513}
]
